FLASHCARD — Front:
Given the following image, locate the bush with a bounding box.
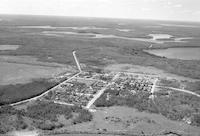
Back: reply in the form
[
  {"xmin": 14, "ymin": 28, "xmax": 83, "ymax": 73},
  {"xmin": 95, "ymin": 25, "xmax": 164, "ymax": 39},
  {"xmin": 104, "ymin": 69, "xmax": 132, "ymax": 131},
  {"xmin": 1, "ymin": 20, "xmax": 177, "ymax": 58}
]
[
  {"xmin": 35, "ymin": 121, "xmax": 55, "ymax": 130},
  {"xmin": 0, "ymin": 105, "xmax": 18, "ymax": 114},
  {"xmin": 15, "ymin": 117, "xmax": 28, "ymax": 130},
  {"xmin": 191, "ymin": 114, "xmax": 200, "ymax": 126},
  {"xmin": 26, "ymin": 101, "xmax": 72, "ymax": 121},
  {"xmin": 73, "ymin": 110, "xmax": 92, "ymax": 124},
  {"xmin": 33, "ymin": 120, "xmax": 64, "ymax": 130},
  {"xmin": 94, "ymin": 93, "xmax": 116, "ymax": 107},
  {"xmin": 0, "ymin": 124, "xmax": 10, "ymax": 134},
  {"xmin": 27, "ymin": 101, "xmax": 92, "ymax": 126}
]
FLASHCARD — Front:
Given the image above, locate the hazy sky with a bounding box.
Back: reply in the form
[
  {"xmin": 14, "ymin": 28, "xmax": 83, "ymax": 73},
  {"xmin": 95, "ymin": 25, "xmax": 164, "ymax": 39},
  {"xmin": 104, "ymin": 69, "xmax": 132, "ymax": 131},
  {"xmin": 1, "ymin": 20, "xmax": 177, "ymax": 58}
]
[{"xmin": 0, "ymin": 0, "xmax": 200, "ymax": 22}]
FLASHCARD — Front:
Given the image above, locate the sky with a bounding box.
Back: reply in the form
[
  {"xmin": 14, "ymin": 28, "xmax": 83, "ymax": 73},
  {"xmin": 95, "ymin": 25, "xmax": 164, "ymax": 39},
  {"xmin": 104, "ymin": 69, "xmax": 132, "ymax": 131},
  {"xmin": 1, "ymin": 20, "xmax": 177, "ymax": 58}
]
[{"xmin": 0, "ymin": 0, "xmax": 200, "ymax": 22}]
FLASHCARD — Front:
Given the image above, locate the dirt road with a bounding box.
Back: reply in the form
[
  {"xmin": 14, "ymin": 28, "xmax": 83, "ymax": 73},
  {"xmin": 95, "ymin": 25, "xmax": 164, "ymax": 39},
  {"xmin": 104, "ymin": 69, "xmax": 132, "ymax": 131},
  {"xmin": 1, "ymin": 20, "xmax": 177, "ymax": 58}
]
[
  {"xmin": 156, "ymin": 85, "xmax": 200, "ymax": 97},
  {"xmin": 86, "ymin": 73, "xmax": 120, "ymax": 109}
]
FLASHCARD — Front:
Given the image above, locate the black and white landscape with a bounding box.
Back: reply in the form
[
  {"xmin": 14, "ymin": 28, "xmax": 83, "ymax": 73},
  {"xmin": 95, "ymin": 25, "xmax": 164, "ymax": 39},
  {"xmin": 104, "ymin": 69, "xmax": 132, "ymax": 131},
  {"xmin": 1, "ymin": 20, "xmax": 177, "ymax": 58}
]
[{"xmin": 0, "ymin": 0, "xmax": 200, "ymax": 136}]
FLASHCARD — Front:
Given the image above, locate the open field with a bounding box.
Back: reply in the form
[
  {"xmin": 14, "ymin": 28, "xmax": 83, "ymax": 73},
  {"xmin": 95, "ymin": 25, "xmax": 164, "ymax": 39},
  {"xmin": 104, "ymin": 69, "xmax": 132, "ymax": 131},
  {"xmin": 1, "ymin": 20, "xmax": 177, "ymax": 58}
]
[
  {"xmin": 50, "ymin": 106, "xmax": 200, "ymax": 136},
  {"xmin": 0, "ymin": 55, "xmax": 70, "ymax": 85},
  {"xmin": 0, "ymin": 79, "xmax": 58, "ymax": 105}
]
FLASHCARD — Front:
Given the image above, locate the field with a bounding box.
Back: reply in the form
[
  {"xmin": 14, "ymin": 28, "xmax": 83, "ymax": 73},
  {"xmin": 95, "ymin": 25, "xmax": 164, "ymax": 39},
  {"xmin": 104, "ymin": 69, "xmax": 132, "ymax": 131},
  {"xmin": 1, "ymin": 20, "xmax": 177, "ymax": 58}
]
[
  {"xmin": 49, "ymin": 106, "xmax": 200, "ymax": 136},
  {"xmin": 0, "ymin": 79, "xmax": 57, "ymax": 105},
  {"xmin": 0, "ymin": 56, "xmax": 68, "ymax": 85}
]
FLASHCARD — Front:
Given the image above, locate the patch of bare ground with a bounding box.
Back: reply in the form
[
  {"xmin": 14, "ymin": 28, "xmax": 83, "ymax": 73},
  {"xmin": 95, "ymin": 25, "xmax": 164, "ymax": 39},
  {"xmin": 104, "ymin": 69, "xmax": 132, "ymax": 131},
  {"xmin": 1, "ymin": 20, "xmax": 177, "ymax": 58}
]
[{"xmin": 7, "ymin": 130, "xmax": 39, "ymax": 136}]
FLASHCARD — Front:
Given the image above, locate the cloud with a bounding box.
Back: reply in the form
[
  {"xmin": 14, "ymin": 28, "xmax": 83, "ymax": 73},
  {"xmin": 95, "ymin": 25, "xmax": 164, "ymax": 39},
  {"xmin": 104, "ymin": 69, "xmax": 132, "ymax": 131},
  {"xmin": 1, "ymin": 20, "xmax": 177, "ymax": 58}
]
[
  {"xmin": 0, "ymin": 0, "xmax": 199, "ymax": 22},
  {"xmin": 173, "ymin": 4, "xmax": 182, "ymax": 8},
  {"xmin": 167, "ymin": 1, "xmax": 172, "ymax": 5},
  {"xmin": 193, "ymin": 11, "xmax": 200, "ymax": 15},
  {"xmin": 141, "ymin": 7, "xmax": 151, "ymax": 11}
]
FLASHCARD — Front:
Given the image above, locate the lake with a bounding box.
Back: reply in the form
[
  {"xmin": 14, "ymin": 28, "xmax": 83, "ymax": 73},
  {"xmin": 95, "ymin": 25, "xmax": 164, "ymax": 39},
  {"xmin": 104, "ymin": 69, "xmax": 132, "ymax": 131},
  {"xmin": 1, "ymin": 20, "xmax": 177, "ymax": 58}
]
[
  {"xmin": 0, "ymin": 45, "xmax": 20, "ymax": 50},
  {"xmin": 148, "ymin": 34, "xmax": 173, "ymax": 40},
  {"xmin": 41, "ymin": 31, "xmax": 192, "ymax": 44},
  {"xmin": 144, "ymin": 47, "xmax": 200, "ymax": 60}
]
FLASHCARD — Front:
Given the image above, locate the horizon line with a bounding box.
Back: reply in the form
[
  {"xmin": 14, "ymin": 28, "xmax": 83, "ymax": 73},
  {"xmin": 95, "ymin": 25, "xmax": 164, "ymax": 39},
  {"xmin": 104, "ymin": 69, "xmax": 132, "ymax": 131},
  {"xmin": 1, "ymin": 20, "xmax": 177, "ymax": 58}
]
[{"xmin": 0, "ymin": 13, "xmax": 200, "ymax": 23}]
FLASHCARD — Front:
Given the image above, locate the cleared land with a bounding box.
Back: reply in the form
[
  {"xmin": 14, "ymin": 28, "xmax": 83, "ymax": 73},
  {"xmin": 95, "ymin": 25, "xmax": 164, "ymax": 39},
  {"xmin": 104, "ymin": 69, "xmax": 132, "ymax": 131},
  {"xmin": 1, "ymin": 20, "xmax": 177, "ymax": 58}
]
[
  {"xmin": 0, "ymin": 79, "xmax": 57, "ymax": 105},
  {"xmin": 0, "ymin": 56, "xmax": 69, "ymax": 85},
  {"xmin": 51, "ymin": 106, "xmax": 200, "ymax": 136}
]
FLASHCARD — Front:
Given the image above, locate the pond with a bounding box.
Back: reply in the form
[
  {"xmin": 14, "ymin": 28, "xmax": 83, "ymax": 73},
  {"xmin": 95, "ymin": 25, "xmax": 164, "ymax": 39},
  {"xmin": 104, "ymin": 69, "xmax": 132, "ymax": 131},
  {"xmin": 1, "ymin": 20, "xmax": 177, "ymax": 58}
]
[
  {"xmin": 0, "ymin": 45, "xmax": 20, "ymax": 50},
  {"xmin": 144, "ymin": 47, "xmax": 200, "ymax": 60},
  {"xmin": 41, "ymin": 31, "xmax": 192, "ymax": 44},
  {"xmin": 148, "ymin": 34, "xmax": 173, "ymax": 40}
]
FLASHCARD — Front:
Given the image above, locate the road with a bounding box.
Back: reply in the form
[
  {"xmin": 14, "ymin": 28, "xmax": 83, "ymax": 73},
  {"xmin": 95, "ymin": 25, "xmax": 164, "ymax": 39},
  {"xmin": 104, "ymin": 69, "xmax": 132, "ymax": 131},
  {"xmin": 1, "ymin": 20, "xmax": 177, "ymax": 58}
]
[
  {"xmin": 151, "ymin": 78, "xmax": 158, "ymax": 94},
  {"xmin": 10, "ymin": 72, "xmax": 82, "ymax": 106},
  {"xmin": 53, "ymin": 100, "xmax": 74, "ymax": 106},
  {"xmin": 156, "ymin": 85, "xmax": 200, "ymax": 97},
  {"xmin": 86, "ymin": 73, "xmax": 120, "ymax": 109}
]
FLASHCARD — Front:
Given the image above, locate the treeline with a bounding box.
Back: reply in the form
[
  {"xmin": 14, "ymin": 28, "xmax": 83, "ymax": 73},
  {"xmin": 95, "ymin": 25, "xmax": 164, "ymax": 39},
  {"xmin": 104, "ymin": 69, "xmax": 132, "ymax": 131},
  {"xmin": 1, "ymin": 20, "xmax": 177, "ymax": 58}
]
[{"xmin": 0, "ymin": 79, "xmax": 58, "ymax": 105}]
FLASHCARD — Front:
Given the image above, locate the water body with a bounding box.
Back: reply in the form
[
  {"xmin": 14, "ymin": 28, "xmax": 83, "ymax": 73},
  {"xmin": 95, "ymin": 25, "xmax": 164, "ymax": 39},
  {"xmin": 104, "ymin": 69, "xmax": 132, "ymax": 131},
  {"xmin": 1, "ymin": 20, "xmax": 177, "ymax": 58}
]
[
  {"xmin": 42, "ymin": 31, "xmax": 164, "ymax": 43},
  {"xmin": 18, "ymin": 25, "xmax": 108, "ymax": 30},
  {"xmin": 160, "ymin": 24, "xmax": 200, "ymax": 28},
  {"xmin": 144, "ymin": 47, "xmax": 200, "ymax": 60},
  {"xmin": 0, "ymin": 45, "xmax": 20, "ymax": 50},
  {"xmin": 148, "ymin": 34, "xmax": 193, "ymax": 42},
  {"xmin": 148, "ymin": 34, "xmax": 173, "ymax": 40},
  {"xmin": 18, "ymin": 25, "xmax": 54, "ymax": 29},
  {"xmin": 42, "ymin": 31, "xmax": 192, "ymax": 44},
  {"xmin": 116, "ymin": 29, "xmax": 131, "ymax": 32},
  {"xmin": 20, "ymin": 25, "xmax": 193, "ymax": 44}
]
